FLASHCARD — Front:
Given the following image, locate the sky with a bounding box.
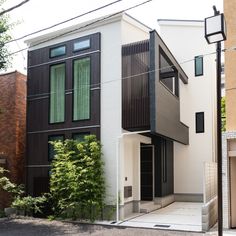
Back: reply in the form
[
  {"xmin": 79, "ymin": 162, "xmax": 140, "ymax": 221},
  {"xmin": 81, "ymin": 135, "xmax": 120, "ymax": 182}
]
[{"xmin": 2, "ymin": 0, "xmax": 223, "ymax": 73}]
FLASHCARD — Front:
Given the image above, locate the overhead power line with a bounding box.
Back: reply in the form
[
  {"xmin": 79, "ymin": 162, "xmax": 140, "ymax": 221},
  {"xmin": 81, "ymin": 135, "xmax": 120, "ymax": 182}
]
[
  {"xmin": 0, "ymin": 0, "xmax": 30, "ymax": 16},
  {"xmin": 5, "ymin": 0, "xmax": 123, "ymax": 44},
  {"xmin": 4, "ymin": 0, "xmax": 153, "ymax": 57},
  {"xmin": 26, "ymin": 45, "xmax": 232, "ymax": 100}
]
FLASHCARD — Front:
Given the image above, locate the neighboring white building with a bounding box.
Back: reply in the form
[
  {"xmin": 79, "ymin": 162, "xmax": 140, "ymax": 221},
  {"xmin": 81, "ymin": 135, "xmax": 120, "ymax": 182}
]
[
  {"xmin": 25, "ymin": 14, "xmax": 217, "ymax": 230},
  {"xmin": 158, "ymin": 19, "xmax": 217, "ymax": 230}
]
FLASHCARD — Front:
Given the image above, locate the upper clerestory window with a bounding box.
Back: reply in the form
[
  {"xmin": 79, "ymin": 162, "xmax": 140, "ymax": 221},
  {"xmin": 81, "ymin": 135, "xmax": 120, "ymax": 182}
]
[
  {"xmin": 73, "ymin": 39, "xmax": 90, "ymax": 52},
  {"xmin": 50, "ymin": 45, "xmax": 66, "ymax": 58}
]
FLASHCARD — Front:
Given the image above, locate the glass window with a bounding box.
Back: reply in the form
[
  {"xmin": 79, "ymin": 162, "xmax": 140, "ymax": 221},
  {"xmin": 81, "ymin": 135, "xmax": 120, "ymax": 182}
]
[
  {"xmin": 195, "ymin": 56, "xmax": 203, "ymax": 76},
  {"xmin": 196, "ymin": 112, "xmax": 204, "ymax": 133},
  {"xmin": 50, "ymin": 45, "xmax": 66, "ymax": 58},
  {"xmin": 73, "ymin": 133, "xmax": 90, "ymax": 142},
  {"xmin": 50, "ymin": 63, "xmax": 65, "ymax": 123},
  {"xmin": 48, "ymin": 135, "xmax": 64, "ymax": 161},
  {"xmin": 73, "ymin": 39, "xmax": 90, "ymax": 51},
  {"xmin": 73, "ymin": 57, "xmax": 90, "ymax": 121},
  {"xmin": 159, "ymin": 47, "xmax": 179, "ymax": 97}
]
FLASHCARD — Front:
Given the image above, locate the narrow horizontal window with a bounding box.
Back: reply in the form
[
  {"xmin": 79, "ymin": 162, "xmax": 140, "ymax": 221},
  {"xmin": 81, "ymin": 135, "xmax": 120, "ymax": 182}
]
[
  {"xmin": 72, "ymin": 132, "xmax": 90, "ymax": 142},
  {"xmin": 50, "ymin": 45, "xmax": 66, "ymax": 58},
  {"xmin": 196, "ymin": 112, "xmax": 204, "ymax": 133},
  {"xmin": 50, "ymin": 63, "xmax": 65, "ymax": 123},
  {"xmin": 73, "ymin": 39, "xmax": 90, "ymax": 51},
  {"xmin": 48, "ymin": 135, "xmax": 64, "ymax": 161},
  {"xmin": 195, "ymin": 56, "xmax": 203, "ymax": 76},
  {"xmin": 73, "ymin": 57, "xmax": 91, "ymax": 121}
]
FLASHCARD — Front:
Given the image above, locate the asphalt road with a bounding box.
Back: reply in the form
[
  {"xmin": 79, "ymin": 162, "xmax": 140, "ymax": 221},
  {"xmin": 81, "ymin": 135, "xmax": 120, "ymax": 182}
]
[{"xmin": 0, "ymin": 218, "xmax": 215, "ymax": 236}]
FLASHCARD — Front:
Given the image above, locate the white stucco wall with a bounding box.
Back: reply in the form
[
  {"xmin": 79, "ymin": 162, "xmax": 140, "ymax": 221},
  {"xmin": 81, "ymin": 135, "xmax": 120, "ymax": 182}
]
[{"xmin": 158, "ymin": 21, "xmax": 217, "ymax": 194}]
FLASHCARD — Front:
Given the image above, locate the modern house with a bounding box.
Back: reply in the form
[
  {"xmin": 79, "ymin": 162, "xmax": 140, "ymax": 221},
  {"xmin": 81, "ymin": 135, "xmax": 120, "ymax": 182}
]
[
  {"xmin": 25, "ymin": 13, "xmax": 217, "ymax": 226},
  {"xmin": 0, "ymin": 71, "xmax": 26, "ymax": 208},
  {"xmin": 222, "ymin": 0, "xmax": 236, "ymax": 229}
]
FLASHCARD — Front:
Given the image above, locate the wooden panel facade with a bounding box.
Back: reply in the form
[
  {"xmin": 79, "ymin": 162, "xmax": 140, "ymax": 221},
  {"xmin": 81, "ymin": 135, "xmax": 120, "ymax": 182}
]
[
  {"xmin": 122, "ymin": 40, "xmax": 150, "ymax": 131},
  {"xmin": 26, "ymin": 33, "xmax": 101, "ymax": 196}
]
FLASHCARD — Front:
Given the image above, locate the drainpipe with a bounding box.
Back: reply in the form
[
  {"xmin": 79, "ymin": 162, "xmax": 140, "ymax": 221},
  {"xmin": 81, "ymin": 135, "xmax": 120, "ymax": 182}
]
[{"xmin": 116, "ymin": 130, "xmax": 151, "ymax": 223}]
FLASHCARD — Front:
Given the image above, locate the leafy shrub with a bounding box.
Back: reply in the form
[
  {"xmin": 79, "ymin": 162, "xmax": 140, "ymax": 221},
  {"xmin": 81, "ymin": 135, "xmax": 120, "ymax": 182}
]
[
  {"xmin": 0, "ymin": 166, "xmax": 47, "ymax": 217},
  {"xmin": 0, "ymin": 167, "xmax": 24, "ymax": 199},
  {"xmin": 50, "ymin": 135, "xmax": 106, "ymax": 221},
  {"xmin": 11, "ymin": 195, "xmax": 47, "ymax": 216}
]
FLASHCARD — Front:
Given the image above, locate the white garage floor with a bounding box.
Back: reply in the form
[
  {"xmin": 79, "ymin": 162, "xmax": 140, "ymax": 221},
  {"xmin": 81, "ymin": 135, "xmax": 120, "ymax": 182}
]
[{"xmin": 119, "ymin": 202, "xmax": 203, "ymax": 232}]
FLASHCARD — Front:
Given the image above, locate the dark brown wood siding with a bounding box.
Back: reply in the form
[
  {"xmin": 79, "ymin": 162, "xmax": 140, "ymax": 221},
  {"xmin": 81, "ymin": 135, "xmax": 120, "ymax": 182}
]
[
  {"xmin": 26, "ymin": 33, "xmax": 101, "ymax": 195},
  {"xmin": 122, "ymin": 40, "xmax": 150, "ymax": 131}
]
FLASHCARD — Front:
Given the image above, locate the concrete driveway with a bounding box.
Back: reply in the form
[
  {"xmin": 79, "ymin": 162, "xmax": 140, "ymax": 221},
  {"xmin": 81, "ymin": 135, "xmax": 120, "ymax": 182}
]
[{"xmin": 119, "ymin": 202, "xmax": 203, "ymax": 232}]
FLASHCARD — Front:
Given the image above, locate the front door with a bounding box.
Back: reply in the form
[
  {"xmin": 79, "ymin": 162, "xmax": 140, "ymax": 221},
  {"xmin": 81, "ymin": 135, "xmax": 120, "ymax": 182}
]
[
  {"xmin": 141, "ymin": 145, "xmax": 153, "ymax": 201},
  {"xmin": 230, "ymin": 156, "xmax": 236, "ymax": 228}
]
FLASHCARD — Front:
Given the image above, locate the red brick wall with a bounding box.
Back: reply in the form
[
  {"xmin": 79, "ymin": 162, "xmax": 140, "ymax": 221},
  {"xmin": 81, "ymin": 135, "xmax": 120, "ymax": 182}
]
[{"xmin": 0, "ymin": 71, "xmax": 26, "ymax": 208}]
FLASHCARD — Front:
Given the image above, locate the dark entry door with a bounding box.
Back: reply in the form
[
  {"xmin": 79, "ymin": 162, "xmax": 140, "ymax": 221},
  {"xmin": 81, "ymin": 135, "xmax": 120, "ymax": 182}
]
[{"xmin": 141, "ymin": 145, "xmax": 153, "ymax": 201}]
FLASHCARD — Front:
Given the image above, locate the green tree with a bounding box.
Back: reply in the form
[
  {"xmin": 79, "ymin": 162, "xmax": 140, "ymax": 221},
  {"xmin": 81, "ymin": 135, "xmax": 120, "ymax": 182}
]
[
  {"xmin": 0, "ymin": 0, "xmax": 12, "ymax": 70},
  {"xmin": 50, "ymin": 135, "xmax": 106, "ymax": 221},
  {"xmin": 222, "ymin": 96, "xmax": 226, "ymax": 132}
]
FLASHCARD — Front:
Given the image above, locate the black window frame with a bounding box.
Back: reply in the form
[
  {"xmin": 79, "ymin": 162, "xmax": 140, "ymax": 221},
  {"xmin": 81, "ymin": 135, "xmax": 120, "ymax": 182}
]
[
  {"xmin": 195, "ymin": 112, "xmax": 205, "ymax": 133},
  {"xmin": 49, "ymin": 45, "xmax": 66, "ymax": 58},
  {"xmin": 48, "ymin": 134, "xmax": 65, "ymax": 162},
  {"xmin": 159, "ymin": 46, "xmax": 179, "ymax": 98},
  {"xmin": 194, "ymin": 56, "xmax": 204, "ymax": 77},
  {"xmin": 72, "ymin": 56, "xmax": 91, "ymax": 122},
  {"xmin": 73, "ymin": 38, "xmax": 91, "ymax": 52},
  {"xmin": 72, "ymin": 132, "xmax": 90, "ymax": 142},
  {"xmin": 49, "ymin": 62, "xmax": 66, "ymax": 124}
]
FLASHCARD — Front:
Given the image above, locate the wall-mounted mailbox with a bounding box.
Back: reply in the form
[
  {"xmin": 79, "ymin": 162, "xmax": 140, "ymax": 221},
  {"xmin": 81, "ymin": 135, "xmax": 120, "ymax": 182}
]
[{"xmin": 124, "ymin": 186, "xmax": 132, "ymax": 198}]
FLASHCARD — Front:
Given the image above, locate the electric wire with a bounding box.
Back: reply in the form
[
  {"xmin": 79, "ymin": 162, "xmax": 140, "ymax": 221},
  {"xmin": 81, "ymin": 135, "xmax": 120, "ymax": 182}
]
[
  {"xmin": 26, "ymin": 45, "xmax": 234, "ymax": 101},
  {"xmin": 5, "ymin": 0, "xmax": 123, "ymax": 44},
  {"xmin": 3, "ymin": 0, "xmax": 153, "ymax": 58}
]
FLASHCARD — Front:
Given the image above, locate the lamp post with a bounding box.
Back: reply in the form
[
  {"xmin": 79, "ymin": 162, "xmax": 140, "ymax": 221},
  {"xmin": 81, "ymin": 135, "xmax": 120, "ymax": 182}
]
[{"xmin": 204, "ymin": 6, "xmax": 226, "ymax": 236}]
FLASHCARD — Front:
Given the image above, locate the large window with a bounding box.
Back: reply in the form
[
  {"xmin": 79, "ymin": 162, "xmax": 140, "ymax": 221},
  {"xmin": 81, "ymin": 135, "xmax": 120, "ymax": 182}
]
[
  {"xmin": 194, "ymin": 56, "xmax": 203, "ymax": 76},
  {"xmin": 196, "ymin": 112, "xmax": 205, "ymax": 133},
  {"xmin": 48, "ymin": 135, "xmax": 64, "ymax": 161},
  {"xmin": 159, "ymin": 47, "xmax": 179, "ymax": 97},
  {"xmin": 50, "ymin": 63, "xmax": 65, "ymax": 123},
  {"xmin": 73, "ymin": 57, "xmax": 91, "ymax": 121}
]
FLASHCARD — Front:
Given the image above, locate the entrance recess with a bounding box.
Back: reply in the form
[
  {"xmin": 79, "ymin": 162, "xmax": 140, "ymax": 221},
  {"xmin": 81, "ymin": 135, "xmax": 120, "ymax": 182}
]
[
  {"xmin": 141, "ymin": 145, "xmax": 154, "ymax": 201},
  {"xmin": 230, "ymin": 156, "xmax": 236, "ymax": 228}
]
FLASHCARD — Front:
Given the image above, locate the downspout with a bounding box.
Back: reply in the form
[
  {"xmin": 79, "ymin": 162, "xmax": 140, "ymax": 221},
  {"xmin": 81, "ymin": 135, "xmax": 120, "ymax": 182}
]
[{"xmin": 116, "ymin": 130, "xmax": 151, "ymax": 223}]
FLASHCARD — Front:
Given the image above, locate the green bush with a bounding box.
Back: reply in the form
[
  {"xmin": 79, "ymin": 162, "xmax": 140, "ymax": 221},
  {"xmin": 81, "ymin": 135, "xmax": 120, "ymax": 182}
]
[
  {"xmin": 11, "ymin": 195, "xmax": 47, "ymax": 216},
  {"xmin": 0, "ymin": 166, "xmax": 46, "ymax": 217},
  {"xmin": 50, "ymin": 135, "xmax": 106, "ymax": 221}
]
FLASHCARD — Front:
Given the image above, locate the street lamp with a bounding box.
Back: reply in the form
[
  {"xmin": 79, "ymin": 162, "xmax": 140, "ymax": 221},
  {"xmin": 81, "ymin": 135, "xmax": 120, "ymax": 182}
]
[{"xmin": 204, "ymin": 6, "xmax": 226, "ymax": 236}]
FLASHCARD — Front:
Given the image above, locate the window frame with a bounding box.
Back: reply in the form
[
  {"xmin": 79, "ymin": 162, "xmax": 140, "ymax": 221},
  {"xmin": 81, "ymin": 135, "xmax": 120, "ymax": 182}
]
[
  {"xmin": 73, "ymin": 38, "xmax": 91, "ymax": 52},
  {"xmin": 194, "ymin": 56, "xmax": 204, "ymax": 77},
  {"xmin": 159, "ymin": 47, "xmax": 179, "ymax": 98},
  {"xmin": 49, "ymin": 45, "xmax": 66, "ymax": 58},
  {"xmin": 72, "ymin": 132, "xmax": 90, "ymax": 142},
  {"xmin": 49, "ymin": 62, "xmax": 66, "ymax": 124},
  {"xmin": 48, "ymin": 134, "xmax": 65, "ymax": 162},
  {"xmin": 195, "ymin": 112, "xmax": 205, "ymax": 133},
  {"xmin": 72, "ymin": 56, "xmax": 91, "ymax": 122}
]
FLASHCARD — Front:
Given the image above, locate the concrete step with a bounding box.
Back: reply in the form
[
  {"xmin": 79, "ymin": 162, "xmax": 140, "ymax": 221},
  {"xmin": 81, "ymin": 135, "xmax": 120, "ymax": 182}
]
[{"xmin": 140, "ymin": 201, "xmax": 161, "ymax": 213}]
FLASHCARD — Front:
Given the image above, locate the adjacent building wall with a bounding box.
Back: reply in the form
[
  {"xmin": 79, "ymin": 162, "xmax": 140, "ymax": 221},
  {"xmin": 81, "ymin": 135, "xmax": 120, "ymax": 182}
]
[
  {"xmin": 0, "ymin": 71, "xmax": 26, "ymax": 208},
  {"xmin": 158, "ymin": 20, "xmax": 216, "ymax": 197},
  {"xmin": 224, "ymin": 0, "xmax": 236, "ymax": 131}
]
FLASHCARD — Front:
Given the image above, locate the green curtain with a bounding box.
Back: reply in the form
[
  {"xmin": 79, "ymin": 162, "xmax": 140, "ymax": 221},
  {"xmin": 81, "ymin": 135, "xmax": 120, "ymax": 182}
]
[
  {"xmin": 50, "ymin": 63, "xmax": 65, "ymax": 123},
  {"xmin": 73, "ymin": 57, "xmax": 90, "ymax": 120}
]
